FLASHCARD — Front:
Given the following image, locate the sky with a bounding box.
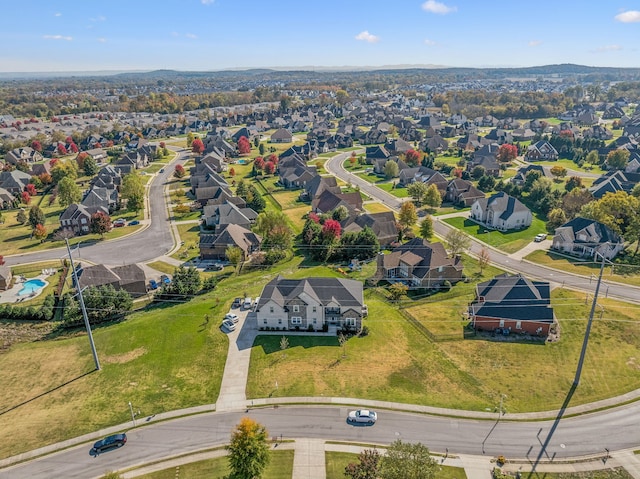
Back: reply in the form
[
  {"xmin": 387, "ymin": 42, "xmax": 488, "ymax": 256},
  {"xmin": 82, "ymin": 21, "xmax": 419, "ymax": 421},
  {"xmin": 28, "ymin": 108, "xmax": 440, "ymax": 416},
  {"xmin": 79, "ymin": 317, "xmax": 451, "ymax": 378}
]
[{"xmin": 2, "ymin": 0, "xmax": 640, "ymax": 73}]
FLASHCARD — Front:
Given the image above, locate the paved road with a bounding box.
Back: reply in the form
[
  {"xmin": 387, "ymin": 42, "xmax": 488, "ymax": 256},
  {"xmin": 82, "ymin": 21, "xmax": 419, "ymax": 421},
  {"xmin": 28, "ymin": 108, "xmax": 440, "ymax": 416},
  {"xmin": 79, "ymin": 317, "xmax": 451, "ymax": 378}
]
[
  {"xmin": 5, "ymin": 149, "xmax": 187, "ymax": 267},
  {"xmin": 325, "ymin": 152, "xmax": 640, "ymax": 303}
]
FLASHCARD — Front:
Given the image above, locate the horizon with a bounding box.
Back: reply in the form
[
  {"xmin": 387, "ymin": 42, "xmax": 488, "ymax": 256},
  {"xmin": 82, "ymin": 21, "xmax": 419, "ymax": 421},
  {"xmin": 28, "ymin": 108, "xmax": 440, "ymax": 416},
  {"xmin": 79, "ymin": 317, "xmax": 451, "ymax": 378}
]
[{"xmin": 1, "ymin": 0, "xmax": 639, "ymax": 74}]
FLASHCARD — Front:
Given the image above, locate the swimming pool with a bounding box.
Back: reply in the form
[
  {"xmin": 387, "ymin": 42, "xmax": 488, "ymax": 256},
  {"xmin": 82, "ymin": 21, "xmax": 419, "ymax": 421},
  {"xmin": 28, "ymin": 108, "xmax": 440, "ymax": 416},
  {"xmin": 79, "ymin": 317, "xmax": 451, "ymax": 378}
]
[
  {"xmin": 237, "ymin": 159, "xmax": 247, "ymax": 164},
  {"xmin": 18, "ymin": 279, "xmax": 47, "ymax": 296}
]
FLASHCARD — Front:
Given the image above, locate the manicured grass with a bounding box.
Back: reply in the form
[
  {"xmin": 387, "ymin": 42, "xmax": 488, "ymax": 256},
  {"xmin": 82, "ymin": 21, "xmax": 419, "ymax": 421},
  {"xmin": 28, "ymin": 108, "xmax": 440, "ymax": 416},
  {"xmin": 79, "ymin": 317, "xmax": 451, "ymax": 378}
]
[
  {"xmin": 524, "ymin": 250, "xmax": 640, "ymax": 288},
  {"xmin": 146, "ymin": 261, "xmax": 179, "ymax": 275},
  {"xmin": 517, "ymin": 469, "xmax": 634, "ymax": 479},
  {"xmin": 443, "ymin": 216, "xmax": 548, "ymax": 254},
  {"xmin": 135, "ymin": 449, "xmax": 294, "ymax": 479},
  {"xmin": 171, "ymin": 223, "xmax": 201, "ymax": 261},
  {"xmin": 325, "ymin": 451, "xmax": 466, "ymax": 479},
  {"xmin": 0, "ymin": 291, "xmax": 229, "ymax": 459},
  {"xmin": 532, "ymin": 158, "xmax": 606, "ymax": 175},
  {"xmin": 363, "ymin": 201, "xmax": 393, "ymax": 214}
]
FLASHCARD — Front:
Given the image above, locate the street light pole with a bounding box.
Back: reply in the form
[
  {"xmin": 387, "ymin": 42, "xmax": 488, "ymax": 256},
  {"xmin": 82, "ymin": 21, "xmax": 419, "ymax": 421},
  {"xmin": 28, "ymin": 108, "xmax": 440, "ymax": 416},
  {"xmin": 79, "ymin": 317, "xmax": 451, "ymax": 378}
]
[
  {"xmin": 65, "ymin": 239, "xmax": 101, "ymax": 371},
  {"xmin": 573, "ymin": 248, "xmax": 607, "ymax": 387}
]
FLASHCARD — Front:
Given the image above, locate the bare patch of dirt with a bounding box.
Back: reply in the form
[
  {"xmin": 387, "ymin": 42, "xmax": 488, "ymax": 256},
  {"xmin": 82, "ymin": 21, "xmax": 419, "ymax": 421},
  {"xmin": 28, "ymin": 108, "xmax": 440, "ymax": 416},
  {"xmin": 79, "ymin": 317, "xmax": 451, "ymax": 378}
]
[
  {"xmin": 102, "ymin": 347, "xmax": 147, "ymax": 364},
  {"xmin": 0, "ymin": 321, "xmax": 57, "ymax": 352}
]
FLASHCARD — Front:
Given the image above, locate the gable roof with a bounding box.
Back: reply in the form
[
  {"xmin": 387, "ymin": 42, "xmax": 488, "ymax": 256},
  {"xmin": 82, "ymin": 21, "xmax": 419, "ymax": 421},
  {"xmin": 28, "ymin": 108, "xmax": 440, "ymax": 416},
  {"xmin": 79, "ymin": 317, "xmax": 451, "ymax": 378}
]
[{"xmin": 258, "ymin": 276, "xmax": 363, "ymax": 310}]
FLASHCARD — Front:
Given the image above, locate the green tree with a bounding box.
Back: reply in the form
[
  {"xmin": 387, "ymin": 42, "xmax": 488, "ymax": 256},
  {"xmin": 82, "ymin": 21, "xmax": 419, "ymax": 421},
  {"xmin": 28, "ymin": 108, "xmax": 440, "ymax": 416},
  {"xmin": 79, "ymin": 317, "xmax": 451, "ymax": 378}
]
[
  {"xmin": 383, "ymin": 160, "xmax": 399, "ymax": 179},
  {"xmin": 445, "ymin": 229, "xmax": 471, "ymax": 257},
  {"xmin": 562, "ymin": 188, "xmax": 593, "ymax": 219},
  {"xmin": 164, "ymin": 266, "xmax": 202, "ymax": 298},
  {"xmin": 423, "ymin": 184, "xmax": 442, "ymax": 209},
  {"xmin": 51, "ymin": 160, "xmax": 78, "ymax": 184},
  {"xmin": 565, "ymin": 176, "xmax": 583, "ymax": 192},
  {"xmin": 28, "ymin": 205, "xmax": 45, "ymax": 229},
  {"xmin": 83, "ymin": 156, "xmax": 98, "ymax": 176},
  {"xmin": 379, "ymin": 439, "xmax": 438, "ymax": 479},
  {"xmin": 607, "ymin": 148, "xmax": 630, "ymax": 170},
  {"xmin": 226, "ymin": 417, "xmax": 270, "ymax": 479},
  {"xmin": 226, "ymin": 245, "xmax": 244, "ymax": 272},
  {"xmin": 90, "ymin": 211, "xmax": 112, "ymax": 237},
  {"xmin": 585, "ymin": 149, "xmax": 600, "ymax": 168},
  {"xmin": 419, "ymin": 215, "xmax": 434, "ymax": 240},
  {"xmin": 336, "ymin": 89, "xmax": 350, "ymax": 105},
  {"xmin": 57, "ymin": 176, "xmax": 81, "ymax": 207},
  {"xmin": 407, "ymin": 182, "xmax": 428, "ymax": 206},
  {"xmin": 550, "ymin": 165, "xmax": 567, "ymax": 180},
  {"xmin": 16, "ymin": 209, "xmax": 27, "ymax": 224},
  {"xmin": 121, "ymin": 172, "xmax": 145, "ymax": 213},
  {"xmin": 398, "ymin": 201, "xmax": 418, "ymax": 231},
  {"xmin": 186, "ymin": 132, "xmax": 194, "ymax": 148},
  {"xmin": 253, "ymin": 210, "xmax": 293, "ymax": 249},
  {"xmin": 332, "ymin": 205, "xmax": 349, "ymax": 222},
  {"xmin": 387, "ymin": 283, "xmax": 408, "ymax": 301},
  {"xmin": 546, "ymin": 208, "xmax": 567, "ymax": 231},
  {"xmin": 345, "ymin": 449, "xmax": 380, "ymax": 479}
]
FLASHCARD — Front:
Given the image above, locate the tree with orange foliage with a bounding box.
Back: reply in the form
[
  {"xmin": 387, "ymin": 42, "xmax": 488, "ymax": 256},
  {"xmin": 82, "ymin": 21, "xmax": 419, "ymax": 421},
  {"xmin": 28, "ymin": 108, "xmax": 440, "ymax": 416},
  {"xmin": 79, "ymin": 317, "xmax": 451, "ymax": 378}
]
[{"xmin": 226, "ymin": 417, "xmax": 270, "ymax": 479}]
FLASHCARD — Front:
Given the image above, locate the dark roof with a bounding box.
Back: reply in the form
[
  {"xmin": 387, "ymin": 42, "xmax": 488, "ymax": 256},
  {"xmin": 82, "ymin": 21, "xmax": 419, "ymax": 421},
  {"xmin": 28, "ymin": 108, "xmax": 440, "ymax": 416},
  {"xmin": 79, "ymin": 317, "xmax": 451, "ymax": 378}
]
[{"xmin": 258, "ymin": 276, "xmax": 363, "ymax": 310}]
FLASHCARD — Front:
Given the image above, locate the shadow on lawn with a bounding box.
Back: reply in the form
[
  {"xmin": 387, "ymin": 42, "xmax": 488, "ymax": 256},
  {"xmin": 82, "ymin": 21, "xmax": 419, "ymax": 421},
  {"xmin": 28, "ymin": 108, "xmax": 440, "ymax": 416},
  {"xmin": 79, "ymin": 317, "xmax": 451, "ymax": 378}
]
[{"xmin": 0, "ymin": 369, "xmax": 96, "ymax": 417}]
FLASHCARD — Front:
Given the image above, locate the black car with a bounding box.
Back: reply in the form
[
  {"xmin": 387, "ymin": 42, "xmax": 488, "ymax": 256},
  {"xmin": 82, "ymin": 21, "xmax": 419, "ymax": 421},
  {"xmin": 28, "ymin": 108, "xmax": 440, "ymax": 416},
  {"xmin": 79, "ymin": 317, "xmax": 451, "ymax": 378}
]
[
  {"xmin": 92, "ymin": 433, "xmax": 127, "ymax": 454},
  {"xmin": 232, "ymin": 297, "xmax": 242, "ymax": 308}
]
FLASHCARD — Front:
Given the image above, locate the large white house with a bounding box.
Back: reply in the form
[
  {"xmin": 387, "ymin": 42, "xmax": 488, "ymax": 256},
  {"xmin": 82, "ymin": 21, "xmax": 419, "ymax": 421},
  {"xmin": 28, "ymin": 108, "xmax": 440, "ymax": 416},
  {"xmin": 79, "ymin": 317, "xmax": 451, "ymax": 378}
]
[
  {"xmin": 255, "ymin": 276, "xmax": 365, "ymax": 333},
  {"xmin": 470, "ymin": 192, "xmax": 532, "ymax": 231}
]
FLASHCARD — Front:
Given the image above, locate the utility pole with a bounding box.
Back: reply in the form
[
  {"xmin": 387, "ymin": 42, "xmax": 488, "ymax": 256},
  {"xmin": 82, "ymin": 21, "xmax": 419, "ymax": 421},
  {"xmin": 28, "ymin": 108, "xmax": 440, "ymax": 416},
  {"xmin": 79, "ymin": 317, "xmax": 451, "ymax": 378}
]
[
  {"xmin": 574, "ymin": 248, "xmax": 607, "ymax": 386},
  {"xmin": 65, "ymin": 239, "xmax": 101, "ymax": 371}
]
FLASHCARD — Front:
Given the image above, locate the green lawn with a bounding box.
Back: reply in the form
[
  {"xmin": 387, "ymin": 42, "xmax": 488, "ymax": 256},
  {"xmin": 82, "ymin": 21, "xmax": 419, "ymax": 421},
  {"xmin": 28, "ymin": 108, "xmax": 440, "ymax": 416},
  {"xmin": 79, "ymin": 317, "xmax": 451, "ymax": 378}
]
[
  {"xmin": 135, "ymin": 449, "xmax": 294, "ymax": 479},
  {"xmin": 325, "ymin": 451, "xmax": 467, "ymax": 479},
  {"xmin": 443, "ymin": 216, "xmax": 548, "ymax": 254},
  {"xmin": 171, "ymin": 223, "xmax": 201, "ymax": 262},
  {"xmin": 532, "ymin": 158, "xmax": 605, "ymax": 175},
  {"xmin": 524, "ymin": 250, "xmax": 640, "ymax": 288},
  {"xmin": 514, "ymin": 469, "xmax": 634, "ymax": 479}
]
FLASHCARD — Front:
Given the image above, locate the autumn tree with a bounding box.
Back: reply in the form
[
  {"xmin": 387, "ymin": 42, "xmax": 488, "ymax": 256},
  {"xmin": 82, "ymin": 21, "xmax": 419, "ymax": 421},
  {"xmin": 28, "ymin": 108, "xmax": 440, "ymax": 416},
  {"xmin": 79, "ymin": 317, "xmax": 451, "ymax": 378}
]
[
  {"xmin": 585, "ymin": 149, "xmax": 600, "ymax": 168},
  {"xmin": 477, "ymin": 246, "xmax": 491, "ymax": 274},
  {"xmin": 445, "ymin": 229, "xmax": 471, "ymax": 257},
  {"xmin": 33, "ymin": 223, "xmax": 47, "ymax": 242},
  {"xmin": 31, "ymin": 140, "xmax": 42, "ymax": 152},
  {"xmin": 25, "ymin": 183, "xmax": 37, "ymax": 196},
  {"xmin": 388, "ymin": 282, "xmax": 408, "ymax": 301},
  {"xmin": 229, "ymin": 167, "xmax": 236, "ymax": 177},
  {"xmin": 226, "ymin": 245, "xmax": 244, "ymax": 272},
  {"xmin": 191, "ymin": 138, "xmax": 204, "ymax": 154},
  {"xmin": 253, "ymin": 210, "xmax": 293, "ymax": 250},
  {"xmin": 379, "ymin": 440, "xmax": 438, "ymax": 479},
  {"xmin": 546, "ymin": 208, "xmax": 567, "ymax": 230},
  {"xmin": 21, "ymin": 191, "xmax": 31, "ymax": 205},
  {"xmin": 237, "ymin": 135, "xmax": 251, "ymax": 155},
  {"xmin": 28, "ymin": 205, "xmax": 45, "ymax": 229},
  {"xmin": 561, "ymin": 188, "xmax": 593, "ymax": 219},
  {"xmin": 322, "ymin": 219, "xmax": 342, "ymax": 242},
  {"xmin": 174, "ymin": 164, "xmax": 186, "ymax": 178},
  {"xmin": 419, "ymin": 215, "xmax": 434, "ymax": 240},
  {"xmin": 345, "ymin": 449, "xmax": 380, "ymax": 479},
  {"xmin": 423, "ymin": 184, "xmax": 442, "ymax": 209},
  {"xmin": 57, "ymin": 176, "xmax": 82, "ymax": 207},
  {"xmin": 550, "ymin": 165, "xmax": 567, "ymax": 180},
  {"xmin": 90, "ymin": 211, "xmax": 112, "ymax": 237},
  {"xmin": 404, "ymin": 149, "xmax": 421, "ymax": 167},
  {"xmin": 336, "ymin": 89, "xmax": 350, "ymax": 105},
  {"xmin": 398, "ymin": 201, "xmax": 418, "ymax": 231},
  {"xmin": 606, "ymin": 148, "xmax": 630, "ymax": 170},
  {"xmin": 565, "ymin": 176, "xmax": 583, "ymax": 192},
  {"xmin": 186, "ymin": 132, "xmax": 194, "ymax": 147},
  {"xmin": 226, "ymin": 417, "xmax": 270, "ymax": 479},
  {"xmin": 254, "ymin": 156, "xmax": 265, "ymax": 171},
  {"xmin": 264, "ymin": 161, "xmax": 276, "ymax": 175},
  {"xmin": 51, "ymin": 160, "xmax": 78, "ymax": 184},
  {"xmin": 496, "ymin": 143, "xmax": 518, "ymax": 163}
]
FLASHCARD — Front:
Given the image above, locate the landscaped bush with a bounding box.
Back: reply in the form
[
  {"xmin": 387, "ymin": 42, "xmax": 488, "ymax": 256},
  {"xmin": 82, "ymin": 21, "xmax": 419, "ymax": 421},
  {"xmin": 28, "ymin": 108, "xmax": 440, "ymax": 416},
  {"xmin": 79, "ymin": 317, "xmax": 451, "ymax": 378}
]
[{"xmin": 0, "ymin": 294, "xmax": 56, "ymax": 321}]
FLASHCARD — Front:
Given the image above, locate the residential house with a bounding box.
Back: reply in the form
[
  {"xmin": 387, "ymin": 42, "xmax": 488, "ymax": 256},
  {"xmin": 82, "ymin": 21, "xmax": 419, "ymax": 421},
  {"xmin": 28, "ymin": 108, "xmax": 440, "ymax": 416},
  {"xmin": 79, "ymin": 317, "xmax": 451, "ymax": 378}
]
[
  {"xmin": 341, "ymin": 211, "xmax": 398, "ymax": 246},
  {"xmin": 470, "ymin": 192, "xmax": 532, "ymax": 231},
  {"xmin": 312, "ymin": 189, "xmax": 363, "ymax": 215},
  {"xmin": 301, "ymin": 175, "xmax": 341, "ymax": 202},
  {"xmin": 5, "ymin": 147, "xmax": 44, "ymax": 165},
  {"xmin": 511, "ymin": 164, "xmax": 553, "ymax": 185},
  {"xmin": 376, "ymin": 238, "xmax": 464, "ymax": 289},
  {"xmin": 467, "ymin": 143, "xmax": 502, "ymax": 177},
  {"xmin": 202, "ymin": 200, "xmax": 257, "ymax": 231},
  {"xmin": 589, "ymin": 170, "xmax": 640, "ymax": 198},
  {"xmin": 270, "ymin": 128, "xmax": 293, "ymax": 143},
  {"xmin": 398, "ymin": 167, "xmax": 448, "ymax": 195},
  {"xmin": 278, "ymin": 154, "xmax": 317, "ymax": 189},
  {"xmin": 59, "ymin": 203, "xmax": 109, "ymax": 235},
  {"xmin": 526, "ymin": 140, "xmax": 559, "ymax": 161},
  {"xmin": 255, "ymin": 276, "xmax": 365, "ymax": 332},
  {"xmin": 0, "ymin": 170, "xmax": 31, "ymax": 195},
  {"xmin": 445, "ymin": 179, "xmax": 485, "ymax": 206},
  {"xmin": 75, "ymin": 263, "xmax": 148, "ymax": 297},
  {"xmin": 199, "ymin": 223, "xmax": 262, "ymax": 260},
  {"xmin": 0, "ymin": 187, "xmax": 16, "ymax": 209},
  {"xmin": 469, "ymin": 273, "xmax": 555, "ymax": 336},
  {"xmin": 552, "ymin": 217, "xmax": 624, "ymax": 260}
]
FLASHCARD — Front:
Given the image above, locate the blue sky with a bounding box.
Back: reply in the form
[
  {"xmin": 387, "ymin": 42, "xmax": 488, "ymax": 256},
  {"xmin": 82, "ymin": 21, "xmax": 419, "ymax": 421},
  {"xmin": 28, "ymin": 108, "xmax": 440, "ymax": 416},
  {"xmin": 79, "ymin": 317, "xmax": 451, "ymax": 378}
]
[{"xmin": 2, "ymin": 0, "xmax": 639, "ymax": 72}]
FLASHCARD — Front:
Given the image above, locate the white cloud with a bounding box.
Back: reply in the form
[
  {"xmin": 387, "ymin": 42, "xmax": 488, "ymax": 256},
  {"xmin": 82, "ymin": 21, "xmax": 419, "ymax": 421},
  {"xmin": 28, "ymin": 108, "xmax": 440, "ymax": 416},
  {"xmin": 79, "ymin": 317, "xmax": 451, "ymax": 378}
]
[
  {"xmin": 528, "ymin": 40, "xmax": 542, "ymax": 47},
  {"xmin": 89, "ymin": 15, "xmax": 107, "ymax": 22},
  {"xmin": 424, "ymin": 38, "xmax": 437, "ymax": 46},
  {"xmin": 170, "ymin": 31, "xmax": 180, "ymax": 37},
  {"xmin": 594, "ymin": 45, "xmax": 623, "ymax": 52},
  {"xmin": 615, "ymin": 10, "xmax": 640, "ymax": 23},
  {"xmin": 185, "ymin": 33, "xmax": 197, "ymax": 39},
  {"xmin": 422, "ymin": 0, "xmax": 456, "ymax": 14},
  {"xmin": 201, "ymin": 0, "xmax": 215, "ymax": 4},
  {"xmin": 43, "ymin": 34, "xmax": 72, "ymax": 41},
  {"xmin": 355, "ymin": 31, "xmax": 380, "ymax": 43},
  {"xmin": 97, "ymin": 37, "xmax": 107, "ymax": 43},
  {"xmin": 54, "ymin": 12, "xmax": 62, "ymax": 17}
]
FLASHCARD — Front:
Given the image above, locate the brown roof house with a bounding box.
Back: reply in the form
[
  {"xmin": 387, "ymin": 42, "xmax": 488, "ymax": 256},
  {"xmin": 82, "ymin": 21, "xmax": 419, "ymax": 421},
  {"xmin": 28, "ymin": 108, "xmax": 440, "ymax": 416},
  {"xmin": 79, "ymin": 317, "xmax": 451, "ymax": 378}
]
[
  {"xmin": 469, "ymin": 273, "xmax": 555, "ymax": 337},
  {"xmin": 376, "ymin": 238, "xmax": 464, "ymax": 289},
  {"xmin": 199, "ymin": 223, "xmax": 262, "ymax": 261},
  {"xmin": 445, "ymin": 179, "xmax": 485, "ymax": 206},
  {"xmin": 255, "ymin": 275, "xmax": 365, "ymax": 333},
  {"xmin": 75, "ymin": 263, "xmax": 148, "ymax": 297}
]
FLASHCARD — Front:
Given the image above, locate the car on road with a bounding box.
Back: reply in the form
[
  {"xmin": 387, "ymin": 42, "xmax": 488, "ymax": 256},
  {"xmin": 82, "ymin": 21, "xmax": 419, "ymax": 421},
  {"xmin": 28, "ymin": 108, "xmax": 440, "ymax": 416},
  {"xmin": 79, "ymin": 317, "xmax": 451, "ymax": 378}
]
[
  {"xmin": 534, "ymin": 233, "xmax": 547, "ymax": 242},
  {"xmin": 91, "ymin": 433, "xmax": 127, "ymax": 454},
  {"xmin": 348, "ymin": 409, "xmax": 377, "ymax": 424},
  {"xmin": 128, "ymin": 220, "xmax": 140, "ymax": 226},
  {"xmin": 224, "ymin": 313, "xmax": 239, "ymax": 323},
  {"xmin": 205, "ymin": 263, "xmax": 224, "ymax": 271},
  {"xmin": 159, "ymin": 168, "xmax": 165, "ymax": 173},
  {"xmin": 232, "ymin": 297, "xmax": 242, "ymax": 308},
  {"xmin": 221, "ymin": 319, "xmax": 236, "ymax": 332}
]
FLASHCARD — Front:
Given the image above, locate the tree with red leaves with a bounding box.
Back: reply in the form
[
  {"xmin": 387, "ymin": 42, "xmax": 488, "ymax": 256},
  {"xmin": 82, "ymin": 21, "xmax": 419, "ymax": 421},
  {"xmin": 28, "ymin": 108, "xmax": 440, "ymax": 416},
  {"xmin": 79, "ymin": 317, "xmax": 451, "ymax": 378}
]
[
  {"xmin": 229, "ymin": 167, "xmax": 236, "ymax": 177},
  {"xmin": 0, "ymin": 255, "xmax": 5, "ymax": 266},
  {"xmin": 237, "ymin": 136, "xmax": 251, "ymax": 155},
  {"xmin": 496, "ymin": 144, "xmax": 518, "ymax": 163},
  {"xmin": 405, "ymin": 149, "xmax": 421, "ymax": 167},
  {"xmin": 76, "ymin": 151, "xmax": 89, "ymax": 169},
  {"xmin": 174, "ymin": 164, "xmax": 186, "ymax": 178},
  {"xmin": 191, "ymin": 138, "xmax": 204, "ymax": 154},
  {"xmin": 31, "ymin": 140, "xmax": 42, "ymax": 152},
  {"xmin": 58, "ymin": 144, "xmax": 67, "ymax": 155},
  {"xmin": 94, "ymin": 142, "xmax": 102, "ymax": 149},
  {"xmin": 264, "ymin": 161, "xmax": 276, "ymax": 175},
  {"xmin": 90, "ymin": 211, "xmax": 112, "ymax": 238},
  {"xmin": 322, "ymin": 219, "xmax": 342, "ymax": 241},
  {"xmin": 33, "ymin": 223, "xmax": 47, "ymax": 243},
  {"xmin": 106, "ymin": 140, "xmax": 114, "ymax": 148},
  {"xmin": 65, "ymin": 136, "xmax": 74, "ymax": 144},
  {"xmin": 49, "ymin": 158, "xmax": 59, "ymax": 168},
  {"xmin": 69, "ymin": 143, "xmax": 78, "ymax": 153},
  {"xmin": 268, "ymin": 153, "xmax": 279, "ymax": 165},
  {"xmin": 25, "ymin": 184, "xmax": 37, "ymax": 196},
  {"xmin": 21, "ymin": 191, "xmax": 31, "ymax": 205},
  {"xmin": 308, "ymin": 212, "xmax": 320, "ymax": 223},
  {"xmin": 254, "ymin": 156, "xmax": 264, "ymax": 171},
  {"xmin": 159, "ymin": 141, "xmax": 166, "ymax": 149}
]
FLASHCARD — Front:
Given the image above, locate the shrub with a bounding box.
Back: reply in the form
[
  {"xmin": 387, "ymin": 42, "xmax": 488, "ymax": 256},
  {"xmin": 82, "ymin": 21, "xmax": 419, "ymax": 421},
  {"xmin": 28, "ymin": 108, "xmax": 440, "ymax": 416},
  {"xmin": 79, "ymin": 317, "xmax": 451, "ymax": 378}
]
[{"xmin": 359, "ymin": 325, "xmax": 370, "ymax": 337}]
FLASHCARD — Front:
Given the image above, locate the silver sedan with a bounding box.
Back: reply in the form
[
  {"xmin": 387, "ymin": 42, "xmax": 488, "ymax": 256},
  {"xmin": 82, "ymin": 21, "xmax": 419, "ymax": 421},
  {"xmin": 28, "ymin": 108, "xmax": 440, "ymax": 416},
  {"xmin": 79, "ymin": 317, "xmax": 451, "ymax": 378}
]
[{"xmin": 348, "ymin": 409, "xmax": 377, "ymax": 424}]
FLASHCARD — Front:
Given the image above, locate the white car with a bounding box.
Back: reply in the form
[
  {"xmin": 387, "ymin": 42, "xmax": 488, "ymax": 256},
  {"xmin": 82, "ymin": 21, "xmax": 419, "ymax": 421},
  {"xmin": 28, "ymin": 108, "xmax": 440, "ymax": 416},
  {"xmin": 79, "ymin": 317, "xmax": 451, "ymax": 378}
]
[
  {"xmin": 224, "ymin": 313, "xmax": 239, "ymax": 323},
  {"xmin": 221, "ymin": 319, "xmax": 236, "ymax": 332},
  {"xmin": 348, "ymin": 409, "xmax": 377, "ymax": 424},
  {"xmin": 534, "ymin": 233, "xmax": 547, "ymax": 242}
]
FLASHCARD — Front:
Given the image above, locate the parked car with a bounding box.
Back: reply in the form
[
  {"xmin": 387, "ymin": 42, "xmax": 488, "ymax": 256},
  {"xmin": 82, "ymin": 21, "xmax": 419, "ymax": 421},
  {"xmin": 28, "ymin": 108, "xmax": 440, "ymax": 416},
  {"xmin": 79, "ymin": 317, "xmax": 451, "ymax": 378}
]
[
  {"xmin": 128, "ymin": 220, "xmax": 140, "ymax": 226},
  {"xmin": 205, "ymin": 263, "xmax": 224, "ymax": 271},
  {"xmin": 243, "ymin": 297, "xmax": 252, "ymax": 310},
  {"xmin": 224, "ymin": 313, "xmax": 239, "ymax": 323},
  {"xmin": 221, "ymin": 319, "xmax": 236, "ymax": 332},
  {"xmin": 534, "ymin": 233, "xmax": 547, "ymax": 242},
  {"xmin": 91, "ymin": 433, "xmax": 127, "ymax": 454},
  {"xmin": 160, "ymin": 274, "xmax": 171, "ymax": 285},
  {"xmin": 113, "ymin": 218, "xmax": 126, "ymax": 227},
  {"xmin": 149, "ymin": 279, "xmax": 158, "ymax": 290},
  {"xmin": 348, "ymin": 409, "xmax": 377, "ymax": 424},
  {"xmin": 232, "ymin": 297, "xmax": 242, "ymax": 308},
  {"xmin": 253, "ymin": 297, "xmax": 260, "ymax": 311}
]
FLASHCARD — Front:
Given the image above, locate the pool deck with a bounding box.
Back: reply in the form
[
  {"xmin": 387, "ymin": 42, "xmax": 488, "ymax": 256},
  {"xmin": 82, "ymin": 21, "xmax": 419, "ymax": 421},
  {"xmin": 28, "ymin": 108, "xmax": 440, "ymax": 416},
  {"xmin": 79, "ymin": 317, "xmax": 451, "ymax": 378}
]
[{"xmin": 0, "ymin": 274, "xmax": 50, "ymax": 304}]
